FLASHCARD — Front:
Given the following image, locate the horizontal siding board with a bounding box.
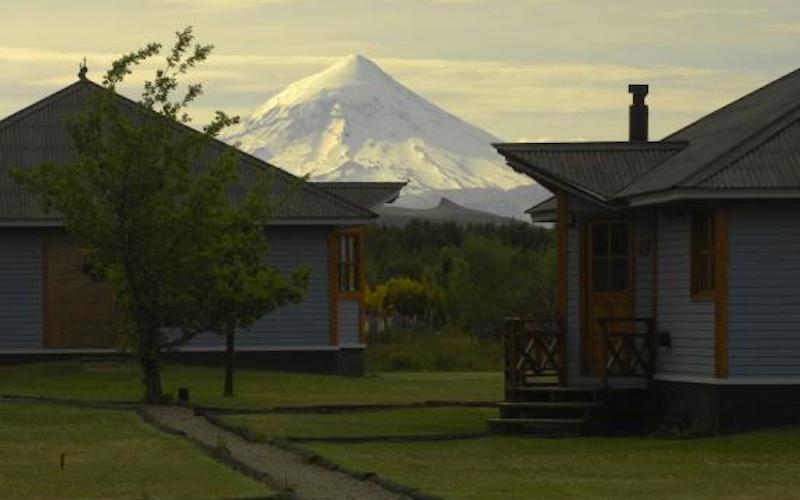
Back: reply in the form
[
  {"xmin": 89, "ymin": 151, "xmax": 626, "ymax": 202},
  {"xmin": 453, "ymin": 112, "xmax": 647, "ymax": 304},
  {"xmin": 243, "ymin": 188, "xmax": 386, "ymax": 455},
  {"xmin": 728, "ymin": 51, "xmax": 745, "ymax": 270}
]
[
  {"xmin": 0, "ymin": 230, "xmax": 42, "ymax": 349},
  {"xmin": 176, "ymin": 227, "xmax": 333, "ymax": 350},
  {"xmin": 656, "ymin": 211, "xmax": 715, "ymax": 377},
  {"xmin": 337, "ymin": 300, "xmax": 361, "ymax": 345},
  {"xmin": 728, "ymin": 205, "xmax": 800, "ymax": 378}
]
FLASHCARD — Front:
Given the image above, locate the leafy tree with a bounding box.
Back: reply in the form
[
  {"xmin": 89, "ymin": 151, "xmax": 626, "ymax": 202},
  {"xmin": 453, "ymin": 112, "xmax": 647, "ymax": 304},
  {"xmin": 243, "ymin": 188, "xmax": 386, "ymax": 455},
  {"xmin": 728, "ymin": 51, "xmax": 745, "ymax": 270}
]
[
  {"xmin": 13, "ymin": 27, "xmax": 280, "ymax": 402},
  {"xmin": 191, "ymin": 193, "xmax": 309, "ymax": 396}
]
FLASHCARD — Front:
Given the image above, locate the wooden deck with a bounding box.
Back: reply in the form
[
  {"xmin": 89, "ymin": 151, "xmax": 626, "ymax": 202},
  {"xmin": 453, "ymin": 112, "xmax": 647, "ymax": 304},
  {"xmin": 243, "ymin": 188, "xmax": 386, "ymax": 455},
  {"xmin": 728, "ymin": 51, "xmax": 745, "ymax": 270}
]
[{"xmin": 492, "ymin": 318, "xmax": 656, "ymax": 436}]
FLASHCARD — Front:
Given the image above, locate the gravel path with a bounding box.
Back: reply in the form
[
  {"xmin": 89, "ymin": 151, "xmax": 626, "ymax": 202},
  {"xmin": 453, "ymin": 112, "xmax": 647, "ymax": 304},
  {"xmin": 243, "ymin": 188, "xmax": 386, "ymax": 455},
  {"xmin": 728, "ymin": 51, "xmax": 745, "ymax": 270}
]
[{"xmin": 143, "ymin": 405, "xmax": 410, "ymax": 500}]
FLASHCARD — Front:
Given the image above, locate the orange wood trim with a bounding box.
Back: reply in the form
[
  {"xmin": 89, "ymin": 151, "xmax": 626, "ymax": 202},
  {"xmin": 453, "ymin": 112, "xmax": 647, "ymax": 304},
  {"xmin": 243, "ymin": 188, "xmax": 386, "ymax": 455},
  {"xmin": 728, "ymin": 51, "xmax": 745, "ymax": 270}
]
[
  {"xmin": 557, "ymin": 191, "xmax": 569, "ymax": 385},
  {"xmin": 357, "ymin": 226, "xmax": 367, "ymax": 344},
  {"xmin": 714, "ymin": 208, "xmax": 729, "ymax": 378},
  {"xmin": 327, "ymin": 229, "xmax": 339, "ymax": 346},
  {"xmin": 330, "ymin": 226, "xmax": 368, "ymax": 345}
]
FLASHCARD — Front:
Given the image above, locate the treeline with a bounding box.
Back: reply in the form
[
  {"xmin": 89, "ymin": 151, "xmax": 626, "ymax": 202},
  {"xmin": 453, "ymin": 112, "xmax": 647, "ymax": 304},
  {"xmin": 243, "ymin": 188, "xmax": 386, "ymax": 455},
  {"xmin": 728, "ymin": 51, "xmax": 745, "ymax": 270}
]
[{"xmin": 365, "ymin": 220, "xmax": 557, "ymax": 337}]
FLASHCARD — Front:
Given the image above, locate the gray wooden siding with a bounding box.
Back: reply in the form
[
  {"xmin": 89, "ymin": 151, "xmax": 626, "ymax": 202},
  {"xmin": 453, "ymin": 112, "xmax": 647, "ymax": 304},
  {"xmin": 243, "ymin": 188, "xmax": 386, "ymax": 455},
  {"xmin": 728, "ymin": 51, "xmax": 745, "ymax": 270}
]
[
  {"xmin": 337, "ymin": 300, "xmax": 361, "ymax": 346},
  {"xmin": 183, "ymin": 226, "xmax": 333, "ymax": 349},
  {"xmin": 656, "ymin": 210, "xmax": 715, "ymax": 377},
  {"xmin": 728, "ymin": 205, "xmax": 800, "ymax": 377},
  {"xmin": 0, "ymin": 230, "xmax": 42, "ymax": 349}
]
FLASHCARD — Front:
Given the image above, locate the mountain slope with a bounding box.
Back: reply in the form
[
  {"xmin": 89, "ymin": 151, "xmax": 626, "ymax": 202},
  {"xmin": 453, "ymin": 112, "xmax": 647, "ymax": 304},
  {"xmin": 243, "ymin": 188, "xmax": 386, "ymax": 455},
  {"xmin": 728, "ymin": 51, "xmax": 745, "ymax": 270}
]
[{"xmin": 222, "ymin": 55, "xmax": 535, "ymax": 215}]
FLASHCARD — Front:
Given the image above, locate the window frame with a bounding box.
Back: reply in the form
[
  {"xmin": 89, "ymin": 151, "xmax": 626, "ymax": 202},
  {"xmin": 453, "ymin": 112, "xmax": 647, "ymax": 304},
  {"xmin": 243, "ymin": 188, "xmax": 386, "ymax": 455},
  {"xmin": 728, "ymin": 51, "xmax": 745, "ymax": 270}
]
[
  {"xmin": 336, "ymin": 231, "xmax": 362, "ymax": 295},
  {"xmin": 690, "ymin": 210, "xmax": 716, "ymax": 301}
]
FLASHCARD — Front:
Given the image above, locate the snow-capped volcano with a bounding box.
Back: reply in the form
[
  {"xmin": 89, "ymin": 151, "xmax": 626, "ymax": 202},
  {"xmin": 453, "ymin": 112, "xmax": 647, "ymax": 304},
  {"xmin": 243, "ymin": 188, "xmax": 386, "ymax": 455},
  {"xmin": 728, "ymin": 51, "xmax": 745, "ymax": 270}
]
[{"xmin": 222, "ymin": 55, "xmax": 536, "ymax": 214}]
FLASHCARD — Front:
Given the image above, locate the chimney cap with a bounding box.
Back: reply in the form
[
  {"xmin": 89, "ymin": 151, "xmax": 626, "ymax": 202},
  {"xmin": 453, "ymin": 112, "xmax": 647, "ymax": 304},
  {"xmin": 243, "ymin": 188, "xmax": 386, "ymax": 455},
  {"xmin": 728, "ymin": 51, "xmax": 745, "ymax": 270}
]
[{"xmin": 628, "ymin": 84, "xmax": 649, "ymax": 96}]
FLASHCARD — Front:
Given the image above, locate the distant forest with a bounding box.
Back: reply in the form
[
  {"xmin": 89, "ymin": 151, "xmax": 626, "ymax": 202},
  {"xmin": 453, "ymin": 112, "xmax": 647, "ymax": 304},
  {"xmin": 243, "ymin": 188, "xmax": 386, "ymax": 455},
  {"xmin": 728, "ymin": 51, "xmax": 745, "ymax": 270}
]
[{"xmin": 365, "ymin": 220, "xmax": 557, "ymax": 337}]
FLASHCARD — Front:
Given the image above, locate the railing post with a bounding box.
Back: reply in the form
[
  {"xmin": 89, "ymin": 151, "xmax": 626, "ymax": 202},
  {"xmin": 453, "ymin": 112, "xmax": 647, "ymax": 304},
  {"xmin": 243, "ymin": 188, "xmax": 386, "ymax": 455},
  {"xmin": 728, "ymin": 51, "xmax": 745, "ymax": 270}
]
[
  {"xmin": 601, "ymin": 319, "xmax": 609, "ymax": 389},
  {"xmin": 648, "ymin": 318, "xmax": 657, "ymax": 383}
]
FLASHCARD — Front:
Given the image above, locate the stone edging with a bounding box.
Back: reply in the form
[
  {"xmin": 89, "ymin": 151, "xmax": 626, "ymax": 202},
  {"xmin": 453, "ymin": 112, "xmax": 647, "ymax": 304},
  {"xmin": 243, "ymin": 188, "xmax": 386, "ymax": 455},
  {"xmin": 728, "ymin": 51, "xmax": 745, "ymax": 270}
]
[
  {"xmin": 0, "ymin": 394, "xmax": 141, "ymax": 410},
  {"xmin": 199, "ymin": 399, "xmax": 499, "ymax": 415},
  {"xmin": 137, "ymin": 408, "xmax": 299, "ymax": 500},
  {"xmin": 202, "ymin": 412, "xmax": 446, "ymax": 500}
]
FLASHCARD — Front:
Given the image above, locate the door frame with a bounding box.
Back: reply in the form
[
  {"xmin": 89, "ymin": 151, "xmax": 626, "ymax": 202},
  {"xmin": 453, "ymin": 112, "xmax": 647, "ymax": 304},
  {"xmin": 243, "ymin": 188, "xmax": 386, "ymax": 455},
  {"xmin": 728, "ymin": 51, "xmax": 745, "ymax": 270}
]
[{"xmin": 580, "ymin": 217, "xmax": 636, "ymax": 376}]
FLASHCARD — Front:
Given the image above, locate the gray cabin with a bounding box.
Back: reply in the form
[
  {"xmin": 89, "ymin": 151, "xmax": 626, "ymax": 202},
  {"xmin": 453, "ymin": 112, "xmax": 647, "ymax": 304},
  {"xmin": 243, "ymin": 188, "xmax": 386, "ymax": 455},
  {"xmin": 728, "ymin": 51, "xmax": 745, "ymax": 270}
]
[
  {"xmin": 493, "ymin": 69, "xmax": 800, "ymax": 435},
  {"xmin": 0, "ymin": 77, "xmax": 404, "ymax": 375}
]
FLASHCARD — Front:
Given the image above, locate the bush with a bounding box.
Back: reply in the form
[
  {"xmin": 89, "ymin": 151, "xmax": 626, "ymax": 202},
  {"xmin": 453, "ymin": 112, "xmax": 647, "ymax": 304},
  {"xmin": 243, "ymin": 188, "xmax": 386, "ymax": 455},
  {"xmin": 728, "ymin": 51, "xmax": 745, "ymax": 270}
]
[{"xmin": 366, "ymin": 328, "xmax": 503, "ymax": 372}]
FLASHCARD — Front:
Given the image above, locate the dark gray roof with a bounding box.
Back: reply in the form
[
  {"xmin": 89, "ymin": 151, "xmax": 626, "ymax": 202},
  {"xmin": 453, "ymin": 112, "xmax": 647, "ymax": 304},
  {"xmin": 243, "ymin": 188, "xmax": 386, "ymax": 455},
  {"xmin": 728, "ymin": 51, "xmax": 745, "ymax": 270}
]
[
  {"xmin": 496, "ymin": 67, "xmax": 800, "ymax": 206},
  {"xmin": 375, "ymin": 197, "xmax": 517, "ymax": 227},
  {"xmin": 696, "ymin": 119, "xmax": 800, "ymax": 189},
  {"xmin": 525, "ymin": 196, "xmax": 556, "ymax": 222},
  {"xmin": 0, "ymin": 79, "xmax": 376, "ymax": 223},
  {"xmin": 619, "ymin": 67, "xmax": 800, "ymax": 198},
  {"xmin": 312, "ymin": 182, "xmax": 406, "ymax": 210},
  {"xmin": 495, "ymin": 142, "xmax": 686, "ymax": 203}
]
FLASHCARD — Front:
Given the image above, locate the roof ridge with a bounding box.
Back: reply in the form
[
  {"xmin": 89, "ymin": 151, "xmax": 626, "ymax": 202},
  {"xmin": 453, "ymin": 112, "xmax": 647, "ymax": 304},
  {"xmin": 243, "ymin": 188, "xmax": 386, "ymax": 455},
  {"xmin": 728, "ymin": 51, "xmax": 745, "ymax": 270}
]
[
  {"xmin": 495, "ymin": 141, "xmax": 687, "ymax": 151},
  {"xmin": 610, "ymin": 144, "xmax": 688, "ymax": 198},
  {"xmin": 77, "ymin": 79, "xmax": 376, "ymax": 219},
  {"xmin": 0, "ymin": 80, "xmax": 87, "ymax": 133},
  {"xmin": 662, "ymin": 67, "xmax": 800, "ymax": 142},
  {"xmin": 679, "ymin": 100, "xmax": 800, "ymax": 188}
]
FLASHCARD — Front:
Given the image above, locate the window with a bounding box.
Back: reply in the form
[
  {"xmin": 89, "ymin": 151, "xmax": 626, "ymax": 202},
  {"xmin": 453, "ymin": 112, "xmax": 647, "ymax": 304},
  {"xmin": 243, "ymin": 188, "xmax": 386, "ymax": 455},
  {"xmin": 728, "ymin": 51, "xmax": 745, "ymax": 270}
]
[
  {"xmin": 338, "ymin": 233, "xmax": 360, "ymax": 292},
  {"xmin": 691, "ymin": 211, "xmax": 715, "ymax": 298},
  {"xmin": 591, "ymin": 222, "xmax": 630, "ymax": 292}
]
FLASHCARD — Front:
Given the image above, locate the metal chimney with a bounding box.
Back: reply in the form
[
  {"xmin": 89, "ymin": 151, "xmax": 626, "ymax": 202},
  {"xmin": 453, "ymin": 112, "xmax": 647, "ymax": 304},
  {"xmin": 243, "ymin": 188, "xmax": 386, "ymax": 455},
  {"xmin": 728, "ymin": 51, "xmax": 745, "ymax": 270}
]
[{"xmin": 628, "ymin": 84, "xmax": 649, "ymax": 142}]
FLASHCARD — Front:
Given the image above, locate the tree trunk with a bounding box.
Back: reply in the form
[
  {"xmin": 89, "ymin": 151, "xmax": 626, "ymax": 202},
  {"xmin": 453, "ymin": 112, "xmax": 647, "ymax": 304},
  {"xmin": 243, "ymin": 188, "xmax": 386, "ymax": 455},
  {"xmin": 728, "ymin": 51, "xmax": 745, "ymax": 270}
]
[
  {"xmin": 141, "ymin": 354, "xmax": 163, "ymax": 404},
  {"xmin": 224, "ymin": 326, "xmax": 235, "ymax": 397}
]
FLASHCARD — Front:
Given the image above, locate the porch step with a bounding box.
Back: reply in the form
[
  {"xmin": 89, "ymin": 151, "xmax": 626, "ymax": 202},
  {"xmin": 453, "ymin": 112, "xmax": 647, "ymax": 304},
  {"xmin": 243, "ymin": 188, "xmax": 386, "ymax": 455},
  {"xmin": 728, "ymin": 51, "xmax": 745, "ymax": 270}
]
[
  {"xmin": 507, "ymin": 386, "xmax": 601, "ymax": 403},
  {"xmin": 498, "ymin": 401, "xmax": 600, "ymax": 420},
  {"xmin": 488, "ymin": 417, "xmax": 586, "ymax": 437}
]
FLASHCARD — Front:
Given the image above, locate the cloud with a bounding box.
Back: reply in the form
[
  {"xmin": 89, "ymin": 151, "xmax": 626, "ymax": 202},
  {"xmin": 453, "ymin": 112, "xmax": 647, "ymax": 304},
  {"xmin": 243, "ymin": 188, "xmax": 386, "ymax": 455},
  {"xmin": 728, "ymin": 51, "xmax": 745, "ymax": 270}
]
[
  {"xmin": 656, "ymin": 7, "xmax": 768, "ymax": 20},
  {"xmin": 766, "ymin": 23, "xmax": 800, "ymax": 33}
]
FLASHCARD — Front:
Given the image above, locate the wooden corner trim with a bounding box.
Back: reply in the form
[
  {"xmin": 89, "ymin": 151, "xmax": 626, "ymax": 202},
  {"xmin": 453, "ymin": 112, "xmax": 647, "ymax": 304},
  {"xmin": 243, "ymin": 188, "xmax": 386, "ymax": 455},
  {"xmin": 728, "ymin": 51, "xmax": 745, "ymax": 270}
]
[
  {"xmin": 714, "ymin": 208, "xmax": 729, "ymax": 378},
  {"xmin": 557, "ymin": 191, "xmax": 569, "ymax": 384},
  {"xmin": 329, "ymin": 226, "xmax": 368, "ymax": 346},
  {"xmin": 327, "ymin": 229, "xmax": 339, "ymax": 346}
]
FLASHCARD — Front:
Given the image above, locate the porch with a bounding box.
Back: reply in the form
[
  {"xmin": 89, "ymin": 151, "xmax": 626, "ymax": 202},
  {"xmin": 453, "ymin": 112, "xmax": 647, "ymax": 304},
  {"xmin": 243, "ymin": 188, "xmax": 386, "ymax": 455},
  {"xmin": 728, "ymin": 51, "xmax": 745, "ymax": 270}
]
[{"xmin": 489, "ymin": 317, "xmax": 657, "ymax": 436}]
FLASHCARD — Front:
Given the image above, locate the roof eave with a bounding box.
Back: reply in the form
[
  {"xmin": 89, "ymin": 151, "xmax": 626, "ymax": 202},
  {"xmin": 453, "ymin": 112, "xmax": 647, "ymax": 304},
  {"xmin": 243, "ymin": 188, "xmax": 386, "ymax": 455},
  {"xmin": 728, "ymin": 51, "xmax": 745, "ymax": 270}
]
[
  {"xmin": 500, "ymin": 155, "xmax": 612, "ymax": 208},
  {"xmin": 625, "ymin": 188, "xmax": 800, "ymax": 207}
]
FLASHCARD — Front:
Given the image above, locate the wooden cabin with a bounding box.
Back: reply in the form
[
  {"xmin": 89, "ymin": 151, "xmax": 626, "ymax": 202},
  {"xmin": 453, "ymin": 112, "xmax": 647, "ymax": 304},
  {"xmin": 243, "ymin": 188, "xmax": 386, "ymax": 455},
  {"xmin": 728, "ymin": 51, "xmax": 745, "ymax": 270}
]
[
  {"xmin": 0, "ymin": 76, "xmax": 404, "ymax": 375},
  {"xmin": 493, "ymin": 70, "xmax": 800, "ymax": 436}
]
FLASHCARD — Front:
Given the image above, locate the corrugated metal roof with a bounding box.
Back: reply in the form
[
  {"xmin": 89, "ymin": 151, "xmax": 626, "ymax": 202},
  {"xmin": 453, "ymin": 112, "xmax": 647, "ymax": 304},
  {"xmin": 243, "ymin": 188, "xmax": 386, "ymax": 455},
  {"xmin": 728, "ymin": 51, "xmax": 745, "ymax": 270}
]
[
  {"xmin": 525, "ymin": 196, "xmax": 556, "ymax": 214},
  {"xmin": 525, "ymin": 195, "xmax": 556, "ymax": 222},
  {"xmin": 312, "ymin": 182, "xmax": 406, "ymax": 210},
  {"xmin": 698, "ymin": 118, "xmax": 800, "ymax": 189},
  {"xmin": 0, "ymin": 80, "xmax": 376, "ymax": 222},
  {"xmin": 619, "ymin": 68, "xmax": 800, "ymax": 197},
  {"xmin": 495, "ymin": 142, "xmax": 686, "ymax": 201}
]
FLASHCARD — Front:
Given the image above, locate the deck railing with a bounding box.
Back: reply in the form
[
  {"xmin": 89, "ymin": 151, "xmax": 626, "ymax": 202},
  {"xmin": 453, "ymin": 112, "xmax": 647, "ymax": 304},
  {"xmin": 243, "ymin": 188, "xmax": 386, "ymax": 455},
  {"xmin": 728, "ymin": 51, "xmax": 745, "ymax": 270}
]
[
  {"xmin": 599, "ymin": 317, "xmax": 657, "ymax": 387},
  {"xmin": 503, "ymin": 318, "xmax": 565, "ymax": 391}
]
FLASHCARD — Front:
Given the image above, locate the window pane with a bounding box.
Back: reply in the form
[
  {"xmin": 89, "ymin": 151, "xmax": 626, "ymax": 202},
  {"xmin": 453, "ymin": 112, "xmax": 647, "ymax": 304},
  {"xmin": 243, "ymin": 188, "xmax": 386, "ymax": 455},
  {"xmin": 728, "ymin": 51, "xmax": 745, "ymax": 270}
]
[
  {"xmin": 592, "ymin": 259, "xmax": 608, "ymax": 292},
  {"xmin": 593, "ymin": 226, "xmax": 609, "ymax": 256},
  {"xmin": 610, "ymin": 258, "xmax": 629, "ymax": 291},
  {"xmin": 610, "ymin": 224, "xmax": 628, "ymax": 256}
]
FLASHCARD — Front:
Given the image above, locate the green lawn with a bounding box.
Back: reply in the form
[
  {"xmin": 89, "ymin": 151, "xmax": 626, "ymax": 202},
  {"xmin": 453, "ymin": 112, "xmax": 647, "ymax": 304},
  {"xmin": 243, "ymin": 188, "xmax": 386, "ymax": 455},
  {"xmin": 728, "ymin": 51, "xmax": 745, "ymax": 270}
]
[
  {"xmin": 307, "ymin": 430, "xmax": 800, "ymax": 500},
  {"xmin": 0, "ymin": 403, "xmax": 269, "ymax": 499},
  {"xmin": 224, "ymin": 407, "xmax": 495, "ymax": 440},
  {"xmin": 0, "ymin": 361, "xmax": 502, "ymax": 409}
]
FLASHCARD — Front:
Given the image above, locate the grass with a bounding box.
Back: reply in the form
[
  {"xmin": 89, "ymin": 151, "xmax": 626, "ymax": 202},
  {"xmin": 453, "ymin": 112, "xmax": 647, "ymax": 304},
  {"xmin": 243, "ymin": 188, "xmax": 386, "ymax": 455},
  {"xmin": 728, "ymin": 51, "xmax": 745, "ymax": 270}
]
[
  {"xmin": 0, "ymin": 361, "xmax": 502, "ymax": 409},
  {"xmin": 366, "ymin": 330, "xmax": 503, "ymax": 372},
  {"xmin": 223, "ymin": 407, "xmax": 495, "ymax": 439},
  {"xmin": 0, "ymin": 403, "xmax": 268, "ymax": 499},
  {"xmin": 307, "ymin": 430, "xmax": 800, "ymax": 500}
]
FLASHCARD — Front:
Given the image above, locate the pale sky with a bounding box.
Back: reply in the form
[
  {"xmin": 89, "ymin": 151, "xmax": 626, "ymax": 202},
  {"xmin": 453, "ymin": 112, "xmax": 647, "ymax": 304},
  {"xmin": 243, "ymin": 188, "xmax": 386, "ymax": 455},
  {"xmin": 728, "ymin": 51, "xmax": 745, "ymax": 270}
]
[{"xmin": 2, "ymin": 0, "xmax": 799, "ymax": 141}]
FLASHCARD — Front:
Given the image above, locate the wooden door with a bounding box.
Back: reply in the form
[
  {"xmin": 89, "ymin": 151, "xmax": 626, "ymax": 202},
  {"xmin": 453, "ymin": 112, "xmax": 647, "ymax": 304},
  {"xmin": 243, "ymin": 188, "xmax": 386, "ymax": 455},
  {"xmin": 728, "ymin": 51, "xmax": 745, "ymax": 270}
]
[{"xmin": 584, "ymin": 221, "xmax": 634, "ymax": 375}]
